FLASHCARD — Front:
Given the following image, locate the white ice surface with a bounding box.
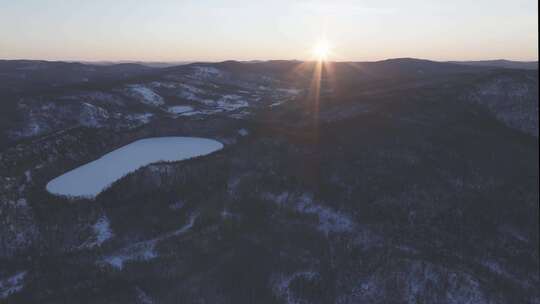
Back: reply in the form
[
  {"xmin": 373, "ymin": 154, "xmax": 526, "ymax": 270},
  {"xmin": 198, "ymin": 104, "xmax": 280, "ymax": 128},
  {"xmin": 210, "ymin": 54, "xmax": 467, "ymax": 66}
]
[{"xmin": 46, "ymin": 137, "xmax": 223, "ymax": 198}]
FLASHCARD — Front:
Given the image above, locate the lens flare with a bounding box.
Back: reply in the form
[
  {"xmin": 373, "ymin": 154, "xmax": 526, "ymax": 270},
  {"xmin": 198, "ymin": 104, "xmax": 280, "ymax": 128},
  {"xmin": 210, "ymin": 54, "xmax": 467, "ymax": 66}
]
[{"xmin": 312, "ymin": 40, "xmax": 332, "ymax": 61}]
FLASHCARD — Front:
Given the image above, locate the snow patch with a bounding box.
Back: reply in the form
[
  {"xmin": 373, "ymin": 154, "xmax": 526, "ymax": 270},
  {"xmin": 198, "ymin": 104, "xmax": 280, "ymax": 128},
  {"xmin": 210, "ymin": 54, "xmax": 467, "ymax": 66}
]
[
  {"xmin": 101, "ymin": 214, "xmax": 198, "ymax": 270},
  {"xmin": 94, "ymin": 216, "xmax": 113, "ymax": 245},
  {"xmin": 125, "ymin": 113, "xmax": 154, "ymax": 125},
  {"xmin": 191, "ymin": 66, "xmax": 223, "ymax": 79},
  {"xmin": 297, "ymin": 194, "xmax": 354, "ymax": 234},
  {"xmin": 176, "ymin": 83, "xmax": 205, "ymax": 101},
  {"xmin": 221, "ymin": 208, "xmax": 239, "ymax": 220},
  {"xmin": 135, "ymin": 287, "xmax": 155, "ymax": 304},
  {"xmin": 482, "ymin": 259, "xmax": 506, "ymax": 276},
  {"xmin": 24, "ymin": 171, "xmax": 32, "ymax": 183},
  {"xmin": 238, "ymin": 129, "xmax": 249, "ymax": 136},
  {"xmin": 343, "ymin": 260, "xmax": 487, "ymax": 304},
  {"xmin": 167, "ymin": 105, "xmax": 194, "ymax": 114},
  {"xmin": 79, "ymin": 102, "xmax": 109, "ymax": 128},
  {"xmin": 216, "ymin": 95, "xmax": 249, "ymax": 111},
  {"xmin": 169, "ymin": 200, "xmax": 185, "ymax": 210},
  {"xmin": 179, "ymin": 110, "xmax": 205, "ymax": 116},
  {"xmin": 270, "ymin": 101, "xmax": 285, "ymax": 107},
  {"xmin": 15, "ymin": 198, "xmax": 28, "ymax": 208},
  {"xmin": 272, "ymin": 271, "xmax": 319, "ymax": 304},
  {"xmin": 0, "ymin": 271, "xmax": 27, "ymax": 300},
  {"xmin": 278, "ymin": 88, "xmax": 302, "ymax": 95},
  {"xmin": 82, "ymin": 216, "xmax": 113, "ymax": 248},
  {"xmin": 196, "ymin": 95, "xmax": 248, "ymax": 112},
  {"xmin": 11, "ymin": 120, "xmax": 45, "ymax": 139},
  {"xmin": 104, "ymin": 243, "xmax": 157, "ymax": 270},
  {"xmin": 127, "ymin": 85, "xmax": 164, "ymax": 106},
  {"xmin": 265, "ymin": 192, "xmax": 354, "ymax": 234}
]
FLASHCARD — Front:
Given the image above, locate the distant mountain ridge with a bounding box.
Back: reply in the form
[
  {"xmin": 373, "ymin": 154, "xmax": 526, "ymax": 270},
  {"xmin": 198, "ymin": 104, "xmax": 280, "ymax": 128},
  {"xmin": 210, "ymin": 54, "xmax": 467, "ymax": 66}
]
[
  {"xmin": 449, "ymin": 59, "xmax": 538, "ymax": 70},
  {"xmin": 2, "ymin": 57, "xmax": 537, "ymax": 72}
]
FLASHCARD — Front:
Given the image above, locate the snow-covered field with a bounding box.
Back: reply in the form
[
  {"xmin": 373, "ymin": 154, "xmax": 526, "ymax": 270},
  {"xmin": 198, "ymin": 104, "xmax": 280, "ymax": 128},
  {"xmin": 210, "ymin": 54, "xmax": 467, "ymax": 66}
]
[{"xmin": 46, "ymin": 137, "xmax": 223, "ymax": 198}]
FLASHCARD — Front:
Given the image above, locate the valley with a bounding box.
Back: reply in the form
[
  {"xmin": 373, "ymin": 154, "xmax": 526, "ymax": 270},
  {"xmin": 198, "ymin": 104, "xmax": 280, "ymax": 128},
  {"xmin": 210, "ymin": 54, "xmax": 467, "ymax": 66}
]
[{"xmin": 0, "ymin": 59, "xmax": 538, "ymax": 303}]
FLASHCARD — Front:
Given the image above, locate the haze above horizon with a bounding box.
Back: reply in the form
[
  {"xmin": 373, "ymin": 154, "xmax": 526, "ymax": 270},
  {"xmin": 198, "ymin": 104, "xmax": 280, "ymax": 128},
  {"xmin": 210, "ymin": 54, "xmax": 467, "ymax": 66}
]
[{"xmin": 1, "ymin": 0, "xmax": 538, "ymax": 62}]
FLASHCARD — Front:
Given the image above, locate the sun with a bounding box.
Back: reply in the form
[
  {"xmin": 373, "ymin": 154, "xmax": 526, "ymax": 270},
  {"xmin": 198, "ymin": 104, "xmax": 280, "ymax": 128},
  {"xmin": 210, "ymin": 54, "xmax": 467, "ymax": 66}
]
[{"xmin": 312, "ymin": 40, "xmax": 332, "ymax": 62}]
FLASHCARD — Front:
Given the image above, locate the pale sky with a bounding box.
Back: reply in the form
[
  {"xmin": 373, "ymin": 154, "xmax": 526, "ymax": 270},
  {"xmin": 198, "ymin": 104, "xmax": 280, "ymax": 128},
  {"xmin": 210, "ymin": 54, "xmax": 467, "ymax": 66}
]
[{"xmin": 0, "ymin": 0, "xmax": 538, "ymax": 62}]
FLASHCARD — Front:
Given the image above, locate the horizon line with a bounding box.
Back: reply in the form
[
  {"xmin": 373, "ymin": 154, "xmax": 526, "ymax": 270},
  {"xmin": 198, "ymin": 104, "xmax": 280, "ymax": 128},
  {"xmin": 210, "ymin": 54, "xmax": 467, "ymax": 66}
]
[{"xmin": 1, "ymin": 57, "xmax": 538, "ymax": 64}]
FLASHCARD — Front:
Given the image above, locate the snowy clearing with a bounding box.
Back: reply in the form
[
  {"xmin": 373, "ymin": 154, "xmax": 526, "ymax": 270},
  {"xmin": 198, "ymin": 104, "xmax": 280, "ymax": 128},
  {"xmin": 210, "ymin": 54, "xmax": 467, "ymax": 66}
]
[
  {"xmin": 81, "ymin": 215, "xmax": 114, "ymax": 248},
  {"xmin": 46, "ymin": 137, "xmax": 223, "ymax": 198}
]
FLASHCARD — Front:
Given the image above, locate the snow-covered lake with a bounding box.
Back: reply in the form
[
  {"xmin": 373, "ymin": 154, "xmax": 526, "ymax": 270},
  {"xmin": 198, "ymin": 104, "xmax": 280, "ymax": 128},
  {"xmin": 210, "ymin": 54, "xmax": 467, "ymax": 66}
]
[{"xmin": 46, "ymin": 137, "xmax": 223, "ymax": 198}]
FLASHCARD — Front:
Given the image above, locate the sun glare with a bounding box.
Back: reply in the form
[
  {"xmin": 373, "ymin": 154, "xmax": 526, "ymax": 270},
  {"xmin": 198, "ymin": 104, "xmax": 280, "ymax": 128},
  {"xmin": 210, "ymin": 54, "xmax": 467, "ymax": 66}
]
[{"xmin": 312, "ymin": 40, "xmax": 332, "ymax": 62}]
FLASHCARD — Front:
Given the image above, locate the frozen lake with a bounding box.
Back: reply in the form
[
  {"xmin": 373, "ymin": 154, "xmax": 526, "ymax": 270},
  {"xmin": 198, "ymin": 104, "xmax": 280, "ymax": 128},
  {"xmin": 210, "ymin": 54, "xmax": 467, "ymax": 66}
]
[{"xmin": 46, "ymin": 137, "xmax": 223, "ymax": 198}]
